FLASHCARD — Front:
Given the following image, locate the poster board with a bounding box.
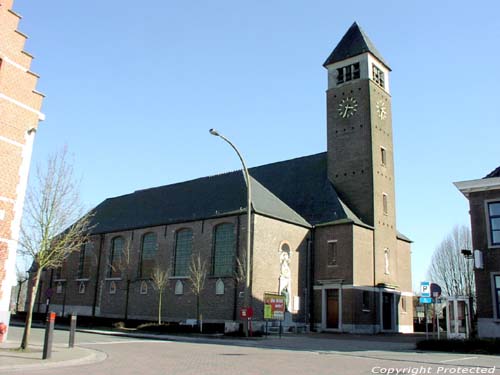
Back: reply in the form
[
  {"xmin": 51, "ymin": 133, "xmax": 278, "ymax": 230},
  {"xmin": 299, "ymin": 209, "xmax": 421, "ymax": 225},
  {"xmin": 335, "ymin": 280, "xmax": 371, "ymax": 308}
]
[{"xmin": 263, "ymin": 293, "xmax": 285, "ymax": 320}]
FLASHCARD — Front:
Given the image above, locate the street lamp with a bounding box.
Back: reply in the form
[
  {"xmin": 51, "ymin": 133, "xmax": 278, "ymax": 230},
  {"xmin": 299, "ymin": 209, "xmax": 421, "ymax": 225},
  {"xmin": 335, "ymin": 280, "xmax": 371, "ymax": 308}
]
[{"xmin": 209, "ymin": 128, "xmax": 252, "ymax": 337}]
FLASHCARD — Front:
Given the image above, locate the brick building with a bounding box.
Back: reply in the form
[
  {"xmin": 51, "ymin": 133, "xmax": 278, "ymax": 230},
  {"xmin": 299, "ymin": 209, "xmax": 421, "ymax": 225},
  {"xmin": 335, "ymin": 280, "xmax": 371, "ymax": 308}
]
[
  {"xmin": 0, "ymin": 0, "xmax": 44, "ymax": 340},
  {"xmin": 455, "ymin": 167, "xmax": 500, "ymax": 338},
  {"xmin": 32, "ymin": 23, "xmax": 413, "ymax": 334}
]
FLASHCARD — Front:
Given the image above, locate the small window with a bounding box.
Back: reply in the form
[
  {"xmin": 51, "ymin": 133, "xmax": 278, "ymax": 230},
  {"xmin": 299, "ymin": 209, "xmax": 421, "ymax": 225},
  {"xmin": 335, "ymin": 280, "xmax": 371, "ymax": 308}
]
[
  {"xmin": 215, "ymin": 279, "xmax": 225, "ymax": 295},
  {"xmin": 401, "ymin": 296, "xmax": 407, "ymax": 313},
  {"xmin": 327, "ymin": 241, "xmax": 338, "ymax": 266},
  {"xmin": 56, "ymin": 282, "xmax": 63, "ymax": 294},
  {"xmin": 140, "ymin": 281, "xmax": 148, "ymax": 295},
  {"xmin": 109, "ymin": 281, "xmax": 116, "ymax": 294},
  {"xmin": 380, "ymin": 147, "xmax": 387, "ymax": 167},
  {"xmin": 175, "ymin": 280, "xmax": 184, "ymax": 295},
  {"xmin": 337, "ymin": 62, "xmax": 360, "ymax": 84},
  {"xmin": 372, "ymin": 64, "xmax": 385, "ymax": 88},
  {"xmin": 362, "ymin": 291, "xmax": 370, "ymax": 310},
  {"xmin": 494, "ymin": 275, "xmax": 500, "ymax": 319},
  {"xmin": 488, "ymin": 202, "xmax": 500, "ymax": 246},
  {"xmin": 382, "ymin": 193, "xmax": 388, "ymax": 215},
  {"xmin": 78, "ymin": 243, "xmax": 92, "ymax": 279},
  {"xmin": 78, "ymin": 282, "xmax": 86, "ymax": 294}
]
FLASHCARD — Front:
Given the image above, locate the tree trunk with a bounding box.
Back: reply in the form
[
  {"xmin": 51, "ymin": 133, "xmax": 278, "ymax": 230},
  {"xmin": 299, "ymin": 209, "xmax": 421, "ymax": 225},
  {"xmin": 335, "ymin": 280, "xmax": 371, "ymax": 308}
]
[
  {"xmin": 15, "ymin": 281, "xmax": 24, "ymax": 314},
  {"xmin": 20, "ymin": 269, "xmax": 41, "ymax": 350},
  {"xmin": 158, "ymin": 291, "xmax": 162, "ymax": 325}
]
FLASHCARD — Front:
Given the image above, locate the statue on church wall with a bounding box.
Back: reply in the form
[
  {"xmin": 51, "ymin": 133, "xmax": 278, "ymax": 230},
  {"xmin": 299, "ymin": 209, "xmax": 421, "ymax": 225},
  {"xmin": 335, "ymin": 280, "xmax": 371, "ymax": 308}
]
[{"xmin": 279, "ymin": 243, "xmax": 292, "ymax": 311}]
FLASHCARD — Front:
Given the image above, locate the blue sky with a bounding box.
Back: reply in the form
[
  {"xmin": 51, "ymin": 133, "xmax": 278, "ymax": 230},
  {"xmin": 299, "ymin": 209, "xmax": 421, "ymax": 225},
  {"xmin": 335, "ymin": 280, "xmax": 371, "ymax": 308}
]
[{"xmin": 15, "ymin": 0, "xmax": 500, "ymax": 290}]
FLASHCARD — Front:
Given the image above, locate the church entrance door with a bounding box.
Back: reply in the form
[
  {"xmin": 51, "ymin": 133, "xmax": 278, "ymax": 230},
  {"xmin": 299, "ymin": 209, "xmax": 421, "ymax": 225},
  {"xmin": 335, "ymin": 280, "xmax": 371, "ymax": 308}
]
[
  {"xmin": 326, "ymin": 289, "xmax": 339, "ymax": 329},
  {"xmin": 382, "ymin": 292, "xmax": 394, "ymax": 331}
]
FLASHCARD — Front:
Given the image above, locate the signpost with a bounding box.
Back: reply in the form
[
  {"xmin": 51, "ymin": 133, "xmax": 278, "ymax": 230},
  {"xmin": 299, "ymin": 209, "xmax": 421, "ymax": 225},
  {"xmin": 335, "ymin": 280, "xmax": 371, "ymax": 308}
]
[
  {"xmin": 263, "ymin": 293, "xmax": 286, "ymax": 338},
  {"xmin": 420, "ymin": 281, "xmax": 431, "ymax": 339}
]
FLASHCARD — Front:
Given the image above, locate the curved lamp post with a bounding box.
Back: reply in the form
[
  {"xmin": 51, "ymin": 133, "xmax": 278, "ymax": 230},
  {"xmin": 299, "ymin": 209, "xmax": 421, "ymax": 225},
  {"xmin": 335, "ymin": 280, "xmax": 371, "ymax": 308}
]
[{"xmin": 209, "ymin": 128, "xmax": 252, "ymax": 337}]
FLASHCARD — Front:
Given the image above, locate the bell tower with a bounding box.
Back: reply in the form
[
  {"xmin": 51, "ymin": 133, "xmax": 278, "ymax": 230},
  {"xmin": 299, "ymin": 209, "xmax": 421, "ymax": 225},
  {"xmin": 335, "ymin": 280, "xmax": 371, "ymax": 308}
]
[{"xmin": 324, "ymin": 22, "xmax": 397, "ymax": 284}]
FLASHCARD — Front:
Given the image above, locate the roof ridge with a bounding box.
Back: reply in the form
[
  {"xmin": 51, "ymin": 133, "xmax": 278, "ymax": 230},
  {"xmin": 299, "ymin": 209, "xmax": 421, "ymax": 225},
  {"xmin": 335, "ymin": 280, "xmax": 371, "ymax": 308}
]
[{"xmin": 484, "ymin": 166, "xmax": 500, "ymax": 179}]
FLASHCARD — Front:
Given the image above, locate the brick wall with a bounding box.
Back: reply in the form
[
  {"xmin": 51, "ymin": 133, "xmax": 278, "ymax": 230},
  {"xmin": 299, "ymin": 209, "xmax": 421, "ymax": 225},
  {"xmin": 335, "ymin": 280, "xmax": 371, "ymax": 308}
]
[{"xmin": 0, "ymin": 0, "xmax": 44, "ymax": 332}]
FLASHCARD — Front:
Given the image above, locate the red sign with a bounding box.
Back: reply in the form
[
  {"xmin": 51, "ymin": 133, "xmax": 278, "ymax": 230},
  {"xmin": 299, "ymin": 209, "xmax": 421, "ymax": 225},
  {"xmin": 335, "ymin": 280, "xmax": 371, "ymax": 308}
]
[{"xmin": 240, "ymin": 307, "xmax": 253, "ymax": 318}]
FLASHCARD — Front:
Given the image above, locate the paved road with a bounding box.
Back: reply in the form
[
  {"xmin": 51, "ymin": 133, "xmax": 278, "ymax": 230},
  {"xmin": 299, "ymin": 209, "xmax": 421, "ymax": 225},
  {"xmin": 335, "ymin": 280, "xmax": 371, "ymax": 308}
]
[{"xmin": 3, "ymin": 327, "xmax": 499, "ymax": 375}]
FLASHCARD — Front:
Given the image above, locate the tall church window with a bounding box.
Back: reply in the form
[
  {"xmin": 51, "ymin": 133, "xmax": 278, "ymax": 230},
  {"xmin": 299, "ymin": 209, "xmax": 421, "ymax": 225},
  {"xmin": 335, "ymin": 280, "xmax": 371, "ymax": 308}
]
[
  {"xmin": 382, "ymin": 193, "xmax": 388, "ymax": 215},
  {"xmin": 139, "ymin": 232, "xmax": 157, "ymax": 278},
  {"xmin": 488, "ymin": 202, "xmax": 500, "ymax": 246},
  {"xmin": 108, "ymin": 236, "xmax": 124, "ymax": 278},
  {"xmin": 78, "ymin": 242, "xmax": 92, "ymax": 279},
  {"xmin": 212, "ymin": 223, "xmax": 235, "ymax": 276},
  {"xmin": 327, "ymin": 241, "xmax": 338, "ymax": 266},
  {"xmin": 372, "ymin": 64, "xmax": 385, "ymax": 88},
  {"xmin": 174, "ymin": 229, "xmax": 193, "ymax": 276},
  {"xmin": 337, "ymin": 62, "xmax": 360, "ymax": 84}
]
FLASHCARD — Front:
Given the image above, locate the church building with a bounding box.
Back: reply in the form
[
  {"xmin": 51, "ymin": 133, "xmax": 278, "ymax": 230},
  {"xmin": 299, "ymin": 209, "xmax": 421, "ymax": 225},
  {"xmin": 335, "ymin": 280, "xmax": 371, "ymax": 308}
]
[{"xmin": 31, "ymin": 23, "xmax": 413, "ymax": 334}]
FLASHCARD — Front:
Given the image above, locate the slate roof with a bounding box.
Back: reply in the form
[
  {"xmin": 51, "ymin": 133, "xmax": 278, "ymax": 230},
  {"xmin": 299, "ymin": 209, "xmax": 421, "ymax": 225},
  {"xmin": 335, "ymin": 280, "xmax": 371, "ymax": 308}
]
[
  {"xmin": 323, "ymin": 22, "xmax": 390, "ymax": 70},
  {"xmin": 485, "ymin": 166, "xmax": 500, "ymax": 178},
  {"xmin": 88, "ymin": 152, "xmax": 359, "ymax": 235}
]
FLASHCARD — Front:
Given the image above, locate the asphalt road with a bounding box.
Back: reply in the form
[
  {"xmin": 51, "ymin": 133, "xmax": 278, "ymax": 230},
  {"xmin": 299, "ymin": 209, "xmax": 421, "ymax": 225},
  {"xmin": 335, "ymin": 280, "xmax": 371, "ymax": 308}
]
[{"xmin": 3, "ymin": 326, "xmax": 499, "ymax": 375}]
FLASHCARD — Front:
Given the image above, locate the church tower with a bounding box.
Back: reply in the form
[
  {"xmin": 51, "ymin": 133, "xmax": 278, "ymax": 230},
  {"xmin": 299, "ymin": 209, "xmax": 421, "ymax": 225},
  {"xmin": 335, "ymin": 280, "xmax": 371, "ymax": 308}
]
[{"xmin": 324, "ymin": 23, "xmax": 397, "ymax": 285}]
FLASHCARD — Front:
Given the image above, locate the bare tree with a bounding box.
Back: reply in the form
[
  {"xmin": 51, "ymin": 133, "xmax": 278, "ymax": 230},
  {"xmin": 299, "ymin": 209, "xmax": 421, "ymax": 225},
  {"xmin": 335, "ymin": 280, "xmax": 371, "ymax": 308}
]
[
  {"xmin": 427, "ymin": 225, "xmax": 475, "ymax": 298},
  {"xmin": 18, "ymin": 149, "xmax": 92, "ymax": 350},
  {"xmin": 188, "ymin": 254, "xmax": 207, "ymax": 331},
  {"xmin": 151, "ymin": 264, "xmax": 171, "ymax": 324}
]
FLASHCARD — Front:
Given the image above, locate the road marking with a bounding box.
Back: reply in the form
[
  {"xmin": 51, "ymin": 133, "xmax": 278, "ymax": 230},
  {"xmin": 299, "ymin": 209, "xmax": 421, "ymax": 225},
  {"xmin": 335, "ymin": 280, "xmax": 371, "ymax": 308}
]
[
  {"xmin": 440, "ymin": 357, "xmax": 478, "ymax": 363},
  {"xmin": 80, "ymin": 340, "xmax": 173, "ymax": 345}
]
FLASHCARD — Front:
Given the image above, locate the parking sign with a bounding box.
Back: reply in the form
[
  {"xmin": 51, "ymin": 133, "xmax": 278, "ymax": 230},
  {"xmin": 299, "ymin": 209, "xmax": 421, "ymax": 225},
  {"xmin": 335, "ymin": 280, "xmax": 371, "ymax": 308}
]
[{"xmin": 420, "ymin": 281, "xmax": 430, "ymax": 297}]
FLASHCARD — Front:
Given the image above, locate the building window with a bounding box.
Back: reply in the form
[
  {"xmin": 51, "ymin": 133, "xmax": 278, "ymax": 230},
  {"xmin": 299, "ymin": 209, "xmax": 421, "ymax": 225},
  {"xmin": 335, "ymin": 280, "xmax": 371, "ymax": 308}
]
[
  {"xmin": 109, "ymin": 281, "xmax": 116, "ymax": 294},
  {"xmin": 212, "ymin": 223, "xmax": 236, "ymax": 276},
  {"xmin": 175, "ymin": 280, "xmax": 184, "ymax": 295},
  {"xmin": 174, "ymin": 229, "xmax": 193, "ymax": 276},
  {"xmin": 327, "ymin": 241, "xmax": 338, "ymax": 266},
  {"xmin": 488, "ymin": 202, "xmax": 500, "ymax": 246},
  {"xmin": 108, "ymin": 236, "xmax": 124, "ymax": 278},
  {"xmin": 380, "ymin": 147, "xmax": 387, "ymax": 167},
  {"xmin": 494, "ymin": 275, "xmax": 500, "ymax": 319},
  {"xmin": 382, "ymin": 193, "xmax": 388, "ymax": 215},
  {"xmin": 215, "ymin": 279, "xmax": 225, "ymax": 295},
  {"xmin": 139, "ymin": 232, "xmax": 157, "ymax": 278},
  {"xmin": 337, "ymin": 62, "xmax": 360, "ymax": 84},
  {"xmin": 56, "ymin": 282, "xmax": 63, "ymax": 294},
  {"xmin": 362, "ymin": 291, "xmax": 370, "ymax": 310},
  {"xmin": 78, "ymin": 282, "xmax": 86, "ymax": 294},
  {"xmin": 140, "ymin": 280, "xmax": 148, "ymax": 295},
  {"xmin": 54, "ymin": 266, "xmax": 63, "ymax": 280},
  {"xmin": 78, "ymin": 243, "xmax": 92, "ymax": 279},
  {"xmin": 372, "ymin": 64, "xmax": 385, "ymax": 88}
]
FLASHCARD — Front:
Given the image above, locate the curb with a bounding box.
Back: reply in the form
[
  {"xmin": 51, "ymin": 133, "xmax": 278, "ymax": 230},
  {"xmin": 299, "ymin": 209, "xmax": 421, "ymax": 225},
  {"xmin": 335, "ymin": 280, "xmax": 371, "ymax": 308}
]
[{"xmin": 0, "ymin": 346, "xmax": 107, "ymax": 373}]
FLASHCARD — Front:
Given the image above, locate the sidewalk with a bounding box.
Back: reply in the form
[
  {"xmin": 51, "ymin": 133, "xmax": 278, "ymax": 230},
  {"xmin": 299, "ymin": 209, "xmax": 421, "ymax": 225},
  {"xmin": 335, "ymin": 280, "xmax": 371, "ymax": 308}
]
[{"xmin": 0, "ymin": 335, "xmax": 106, "ymax": 373}]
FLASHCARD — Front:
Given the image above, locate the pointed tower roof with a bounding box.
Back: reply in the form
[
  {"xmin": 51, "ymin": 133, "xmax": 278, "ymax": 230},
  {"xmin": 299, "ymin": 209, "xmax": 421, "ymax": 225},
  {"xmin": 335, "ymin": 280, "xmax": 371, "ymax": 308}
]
[{"xmin": 323, "ymin": 22, "xmax": 390, "ymax": 70}]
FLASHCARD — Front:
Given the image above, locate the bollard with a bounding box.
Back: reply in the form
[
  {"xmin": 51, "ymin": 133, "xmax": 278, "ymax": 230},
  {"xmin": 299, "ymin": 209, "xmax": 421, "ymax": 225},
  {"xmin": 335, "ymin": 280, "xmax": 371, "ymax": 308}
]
[
  {"xmin": 42, "ymin": 312, "xmax": 56, "ymax": 360},
  {"xmin": 69, "ymin": 314, "xmax": 77, "ymax": 348}
]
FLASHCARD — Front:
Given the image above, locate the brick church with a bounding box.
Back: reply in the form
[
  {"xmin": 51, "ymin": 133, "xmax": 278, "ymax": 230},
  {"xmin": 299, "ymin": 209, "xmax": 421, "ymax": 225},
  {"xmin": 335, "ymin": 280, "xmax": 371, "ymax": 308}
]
[
  {"xmin": 0, "ymin": 0, "xmax": 44, "ymax": 341},
  {"xmin": 32, "ymin": 23, "xmax": 413, "ymax": 334}
]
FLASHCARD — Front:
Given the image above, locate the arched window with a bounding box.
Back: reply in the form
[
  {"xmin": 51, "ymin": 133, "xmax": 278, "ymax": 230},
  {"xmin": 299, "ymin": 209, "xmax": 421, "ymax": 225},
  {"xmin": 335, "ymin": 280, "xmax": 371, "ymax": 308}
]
[
  {"xmin": 212, "ymin": 223, "xmax": 235, "ymax": 276},
  {"xmin": 174, "ymin": 229, "xmax": 193, "ymax": 276},
  {"xmin": 108, "ymin": 236, "xmax": 124, "ymax": 278},
  {"xmin": 139, "ymin": 232, "xmax": 157, "ymax": 278}
]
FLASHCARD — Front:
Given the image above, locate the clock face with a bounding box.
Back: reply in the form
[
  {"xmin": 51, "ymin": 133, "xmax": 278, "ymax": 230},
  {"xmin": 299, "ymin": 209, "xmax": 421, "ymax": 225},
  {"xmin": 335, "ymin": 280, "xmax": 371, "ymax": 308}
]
[
  {"xmin": 376, "ymin": 100, "xmax": 387, "ymax": 120},
  {"xmin": 338, "ymin": 97, "xmax": 358, "ymax": 118}
]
